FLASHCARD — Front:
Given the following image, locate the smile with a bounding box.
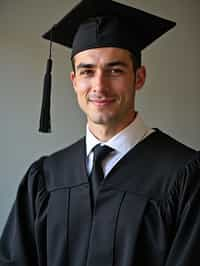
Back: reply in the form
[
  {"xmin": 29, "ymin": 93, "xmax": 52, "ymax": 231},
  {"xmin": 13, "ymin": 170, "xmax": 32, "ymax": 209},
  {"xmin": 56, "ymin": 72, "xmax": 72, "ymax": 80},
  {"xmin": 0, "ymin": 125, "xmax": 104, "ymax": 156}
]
[{"xmin": 89, "ymin": 98, "xmax": 115, "ymax": 107}]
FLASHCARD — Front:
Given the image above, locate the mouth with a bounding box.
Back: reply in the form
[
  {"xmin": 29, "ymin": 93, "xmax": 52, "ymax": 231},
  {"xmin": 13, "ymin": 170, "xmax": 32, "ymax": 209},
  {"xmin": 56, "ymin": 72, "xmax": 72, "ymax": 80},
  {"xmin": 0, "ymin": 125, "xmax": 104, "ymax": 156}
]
[{"xmin": 88, "ymin": 98, "xmax": 115, "ymax": 107}]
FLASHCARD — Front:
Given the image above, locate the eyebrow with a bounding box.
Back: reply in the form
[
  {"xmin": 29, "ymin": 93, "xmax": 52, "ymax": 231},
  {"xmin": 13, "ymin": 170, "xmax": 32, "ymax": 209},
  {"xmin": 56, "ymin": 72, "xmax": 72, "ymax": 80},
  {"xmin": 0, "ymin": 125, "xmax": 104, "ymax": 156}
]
[
  {"xmin": 106, "ymin": 61, "xmax": 128, "ymax": 68},
  {"xmin": 76, "ymin": 63, "xmax": 95, "ymax": 70},
  {"xmin": 76, "ymin": 60, "xmax": 128, "ymax": 70}
]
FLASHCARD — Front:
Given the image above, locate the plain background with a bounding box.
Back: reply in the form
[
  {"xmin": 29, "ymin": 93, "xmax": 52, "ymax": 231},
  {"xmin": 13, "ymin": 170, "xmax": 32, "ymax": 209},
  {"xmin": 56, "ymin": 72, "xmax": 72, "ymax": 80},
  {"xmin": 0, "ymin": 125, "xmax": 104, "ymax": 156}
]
[{"xmin": 0, "ymin": 0, "xmax": 199, "ymax": 233}]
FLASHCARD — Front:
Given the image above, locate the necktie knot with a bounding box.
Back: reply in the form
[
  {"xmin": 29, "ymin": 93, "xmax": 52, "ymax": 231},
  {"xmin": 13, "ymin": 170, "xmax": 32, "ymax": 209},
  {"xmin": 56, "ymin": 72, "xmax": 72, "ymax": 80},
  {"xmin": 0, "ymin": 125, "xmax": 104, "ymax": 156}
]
[{"xmin": 93, "ymin": 144, "xmax": 113, "ymax": 163}]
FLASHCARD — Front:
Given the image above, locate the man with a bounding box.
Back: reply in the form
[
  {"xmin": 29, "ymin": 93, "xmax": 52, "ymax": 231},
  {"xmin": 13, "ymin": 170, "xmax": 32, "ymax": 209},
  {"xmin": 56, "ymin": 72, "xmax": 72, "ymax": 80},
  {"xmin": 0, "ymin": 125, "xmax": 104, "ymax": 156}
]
[{"xmin": 0, "ymin": 0, "xmax": 200, "ymax": 266}]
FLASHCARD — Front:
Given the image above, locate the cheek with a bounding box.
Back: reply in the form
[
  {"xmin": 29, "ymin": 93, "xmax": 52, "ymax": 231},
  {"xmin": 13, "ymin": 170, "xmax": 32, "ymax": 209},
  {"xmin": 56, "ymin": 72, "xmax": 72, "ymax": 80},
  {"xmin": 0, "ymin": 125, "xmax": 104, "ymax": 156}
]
[
  {"xmin": 113, "ymin": 78, "xmax": 134, "ymax": 96},
  {"xmin": 117, "ymin": 85, "xmax": 135, "ymax": 105},
  {"xmin": 76, "ymin": 79, "xmax": 91, "ymax": 94},
  {"xmin": 75, "ymin": 81, "xmax": 93, "ymax": 108}
]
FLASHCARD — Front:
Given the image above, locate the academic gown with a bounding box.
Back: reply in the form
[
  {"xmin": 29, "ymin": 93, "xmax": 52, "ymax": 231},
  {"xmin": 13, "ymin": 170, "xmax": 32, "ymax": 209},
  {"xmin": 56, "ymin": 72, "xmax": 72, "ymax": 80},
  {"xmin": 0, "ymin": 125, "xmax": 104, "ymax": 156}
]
[{"xmin": 1, "ymin": 129, "xmax": 200, "ymax": 266}]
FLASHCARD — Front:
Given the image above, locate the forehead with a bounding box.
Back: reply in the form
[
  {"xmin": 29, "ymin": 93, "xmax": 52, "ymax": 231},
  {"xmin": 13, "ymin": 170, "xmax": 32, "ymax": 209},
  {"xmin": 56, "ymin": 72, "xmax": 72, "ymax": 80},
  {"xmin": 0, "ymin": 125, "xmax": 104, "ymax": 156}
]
[{"xmin": 73, "ymin": 47, "xmax": 132, "ymax": 66}]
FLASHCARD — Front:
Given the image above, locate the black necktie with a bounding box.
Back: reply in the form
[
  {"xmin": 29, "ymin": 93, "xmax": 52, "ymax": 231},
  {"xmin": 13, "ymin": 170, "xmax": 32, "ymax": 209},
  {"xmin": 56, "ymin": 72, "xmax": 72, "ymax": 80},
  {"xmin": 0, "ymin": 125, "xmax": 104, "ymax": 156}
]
[{"xmin": 90, "ymin": 144, "xmax": 113, "ymax": 205}]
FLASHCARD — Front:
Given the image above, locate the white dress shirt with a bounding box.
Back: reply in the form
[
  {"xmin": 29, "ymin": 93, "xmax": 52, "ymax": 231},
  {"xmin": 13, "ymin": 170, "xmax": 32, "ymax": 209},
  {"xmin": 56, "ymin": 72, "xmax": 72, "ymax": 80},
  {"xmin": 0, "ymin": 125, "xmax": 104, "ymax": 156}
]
[{"xmin": 86, "ymin": 114, "xmax": 154, "ymax": 177}]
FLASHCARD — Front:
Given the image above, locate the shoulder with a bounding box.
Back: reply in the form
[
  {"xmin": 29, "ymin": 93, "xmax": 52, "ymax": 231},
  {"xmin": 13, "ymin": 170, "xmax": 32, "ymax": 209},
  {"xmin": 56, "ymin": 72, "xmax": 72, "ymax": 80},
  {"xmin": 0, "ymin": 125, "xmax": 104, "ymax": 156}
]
[
  {"xmin": 137, "ymin": 130, "xmax": 200, "ymax": 222},
  {"xmin": 142, "ymin": 129, "xmax": 197, "ymax": 180},
  {"xmin": 129, "ymin": 129, "xmax": 199, "ymax": 199},
  {"xmin": 152, "ymin": 130, "xmax": 199, "ymax": 191},
  {"xmin": 146, "ymin": 129, "xmax": 196, "ymax": 167},
  {"xmin": 19, "ymin": 137, "xmax": 85, "ymax": 193},
  {"xmin": 42, "ymin": 137, "xmax": 86, "ymax": 190},
  {"xmin": 150, "ymin": 130, "xmax": 200, "ymax": 201},
  {"xmin": 43, "ymin": 137, "xmax": 85, "ymax": 170}
]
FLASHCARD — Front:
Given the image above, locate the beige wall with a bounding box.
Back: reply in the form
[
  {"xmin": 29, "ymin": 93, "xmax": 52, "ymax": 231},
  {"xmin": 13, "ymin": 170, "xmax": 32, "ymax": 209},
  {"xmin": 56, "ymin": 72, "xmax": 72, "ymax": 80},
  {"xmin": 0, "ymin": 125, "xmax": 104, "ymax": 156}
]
[{"xmin": 0, "ymin": 0, "xmax": 199, "ymax": 232}]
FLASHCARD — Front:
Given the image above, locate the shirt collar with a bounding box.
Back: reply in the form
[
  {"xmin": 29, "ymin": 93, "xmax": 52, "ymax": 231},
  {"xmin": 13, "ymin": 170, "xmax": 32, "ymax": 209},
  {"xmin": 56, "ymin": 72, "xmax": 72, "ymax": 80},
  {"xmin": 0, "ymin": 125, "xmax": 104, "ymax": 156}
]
[{"xmin": 86, "ymin": 113, "xmax": 151, "ymax": 156}]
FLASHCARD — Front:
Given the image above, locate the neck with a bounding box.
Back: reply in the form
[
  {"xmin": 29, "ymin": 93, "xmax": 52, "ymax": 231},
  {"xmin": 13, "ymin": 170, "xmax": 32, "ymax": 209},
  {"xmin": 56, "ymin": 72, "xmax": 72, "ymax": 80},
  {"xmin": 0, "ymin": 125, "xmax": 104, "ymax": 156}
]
[{"xmin": 88, "ymin": 112, "xmax": 137, "ymax": 142}]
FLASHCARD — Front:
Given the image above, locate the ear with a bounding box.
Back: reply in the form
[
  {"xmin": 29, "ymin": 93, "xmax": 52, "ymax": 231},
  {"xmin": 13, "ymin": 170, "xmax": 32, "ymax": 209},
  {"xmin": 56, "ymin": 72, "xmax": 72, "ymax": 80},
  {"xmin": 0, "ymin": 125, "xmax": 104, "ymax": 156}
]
[
  {"xmin": 135, "ymin": 66, "xmax": 146, "ymax": 91},
  {"xmin": 70, "ymin": 71, "xmax": 77, "ymax": 92}
]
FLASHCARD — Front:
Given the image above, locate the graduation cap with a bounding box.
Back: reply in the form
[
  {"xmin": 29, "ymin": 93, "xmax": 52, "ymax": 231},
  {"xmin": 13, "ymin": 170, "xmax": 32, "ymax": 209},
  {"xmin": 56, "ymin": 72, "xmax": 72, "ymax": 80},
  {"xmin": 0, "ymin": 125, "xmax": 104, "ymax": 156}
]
[{"xmin": 39, "ymin": 0, "xmax": 176, "ymax": 133}]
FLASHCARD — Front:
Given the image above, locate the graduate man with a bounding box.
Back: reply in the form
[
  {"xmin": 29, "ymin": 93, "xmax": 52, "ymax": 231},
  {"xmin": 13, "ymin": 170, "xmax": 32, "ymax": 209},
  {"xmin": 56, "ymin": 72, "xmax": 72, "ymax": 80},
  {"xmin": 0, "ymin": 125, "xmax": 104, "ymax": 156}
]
[{"xmin": 0, "ymin": 0, "xmax": 200, "ymax": 266}]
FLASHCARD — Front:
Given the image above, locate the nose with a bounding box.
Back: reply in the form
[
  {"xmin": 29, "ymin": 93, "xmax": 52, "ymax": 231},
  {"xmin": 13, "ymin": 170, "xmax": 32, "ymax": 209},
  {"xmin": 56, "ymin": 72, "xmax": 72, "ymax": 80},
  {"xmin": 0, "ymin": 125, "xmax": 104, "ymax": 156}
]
[{"xmin": 92, "ymin": 70, "xmax": 108, "ymax": 93}]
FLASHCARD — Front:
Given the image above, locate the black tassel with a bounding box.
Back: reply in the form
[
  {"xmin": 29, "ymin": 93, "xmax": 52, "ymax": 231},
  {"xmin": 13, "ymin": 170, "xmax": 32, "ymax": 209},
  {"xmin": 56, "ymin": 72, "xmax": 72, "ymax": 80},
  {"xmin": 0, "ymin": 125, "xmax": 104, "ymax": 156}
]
[
  {"xmin": 39, "ymin": 33, "xmax": 53, "ymax": 133},
  {"xmin": 39, "ymin": 57, "xmax": 52, "ymax": 133}
]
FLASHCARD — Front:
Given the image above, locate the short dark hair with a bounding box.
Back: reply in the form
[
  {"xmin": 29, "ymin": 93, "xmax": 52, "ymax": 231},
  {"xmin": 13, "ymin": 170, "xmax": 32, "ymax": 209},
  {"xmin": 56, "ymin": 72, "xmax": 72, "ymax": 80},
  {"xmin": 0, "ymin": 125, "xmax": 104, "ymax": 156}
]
[
  {"xmin": 71, "ymin": 50, "xmax": 141, "ymax": 73},
  {"xmin": 129, "ymin": 52, "xmax": 141, "ymax": 71}
]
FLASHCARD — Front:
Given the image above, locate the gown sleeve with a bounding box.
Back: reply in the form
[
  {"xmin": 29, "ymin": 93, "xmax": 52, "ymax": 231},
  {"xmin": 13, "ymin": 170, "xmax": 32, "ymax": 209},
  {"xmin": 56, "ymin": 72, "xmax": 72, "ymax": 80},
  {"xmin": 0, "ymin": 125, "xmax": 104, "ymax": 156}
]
[
  {"xmin": 165, "ymin": 151, "xmax": 200, "ymax": 266},
  {"xmin": 0, "ymin": 157, "xmax": 47, "ymax": 266}
]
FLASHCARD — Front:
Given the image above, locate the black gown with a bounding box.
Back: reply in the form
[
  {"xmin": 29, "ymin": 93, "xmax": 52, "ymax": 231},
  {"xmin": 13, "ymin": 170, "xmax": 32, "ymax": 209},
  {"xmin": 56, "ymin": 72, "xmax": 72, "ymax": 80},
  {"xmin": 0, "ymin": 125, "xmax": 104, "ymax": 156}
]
[{"xmin": 1, "ymin": 130, "xmax": 200, "ymax": 266}]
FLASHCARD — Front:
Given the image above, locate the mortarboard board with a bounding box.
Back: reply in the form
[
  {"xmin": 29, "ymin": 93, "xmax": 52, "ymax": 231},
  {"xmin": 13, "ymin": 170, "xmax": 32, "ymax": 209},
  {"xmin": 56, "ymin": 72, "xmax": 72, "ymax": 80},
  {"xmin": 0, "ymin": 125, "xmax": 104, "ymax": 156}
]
[{"xmin": 39, "ymin": 0, "xmax": 176, "ymax": 133}]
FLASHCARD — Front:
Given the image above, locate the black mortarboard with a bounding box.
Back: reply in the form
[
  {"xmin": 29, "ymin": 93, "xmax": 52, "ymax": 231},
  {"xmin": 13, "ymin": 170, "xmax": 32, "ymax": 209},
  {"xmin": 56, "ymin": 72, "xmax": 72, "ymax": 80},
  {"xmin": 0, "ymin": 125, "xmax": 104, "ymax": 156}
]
[{"xmin": 39, "ymin": 0, "xmax": 176, "ymax": 133}]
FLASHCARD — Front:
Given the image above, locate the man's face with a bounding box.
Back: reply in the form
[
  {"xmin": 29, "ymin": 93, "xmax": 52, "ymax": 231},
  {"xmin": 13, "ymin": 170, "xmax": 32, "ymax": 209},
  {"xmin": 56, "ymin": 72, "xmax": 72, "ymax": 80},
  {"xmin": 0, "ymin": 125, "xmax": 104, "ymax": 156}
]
[{"xmin": 70, "ymin": 47, "xmax": 145, "ymax": 132}]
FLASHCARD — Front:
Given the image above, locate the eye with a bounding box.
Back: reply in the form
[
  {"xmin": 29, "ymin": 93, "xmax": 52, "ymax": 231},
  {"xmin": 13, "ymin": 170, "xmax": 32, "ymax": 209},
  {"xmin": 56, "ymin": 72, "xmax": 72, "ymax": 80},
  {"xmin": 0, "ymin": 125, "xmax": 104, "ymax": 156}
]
[
  {"xmin": 79, "ymin": 69, "xmax": 94, "ymax": 77},
  {"xmin": 110, "ymin": 68, "xmax": 124, "ymax": 76}
]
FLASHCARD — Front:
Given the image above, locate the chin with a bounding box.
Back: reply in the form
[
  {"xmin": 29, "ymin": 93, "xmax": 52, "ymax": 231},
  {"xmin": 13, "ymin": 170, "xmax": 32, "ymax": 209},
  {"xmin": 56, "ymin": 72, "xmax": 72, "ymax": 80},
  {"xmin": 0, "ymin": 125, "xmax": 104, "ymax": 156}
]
[{"xmin": 89, "ymin": 113, "xmax": 114, "ymax": 125}]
